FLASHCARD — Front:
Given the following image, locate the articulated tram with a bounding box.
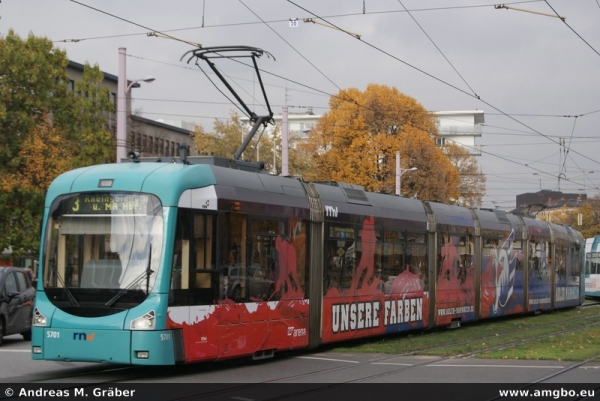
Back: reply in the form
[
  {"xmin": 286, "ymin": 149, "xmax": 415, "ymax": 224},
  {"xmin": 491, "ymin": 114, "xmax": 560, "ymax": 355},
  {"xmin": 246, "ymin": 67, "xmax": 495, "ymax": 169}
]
[{"xmin": 31, "ymin": 155, "xmax": 584, "ymax": 365}]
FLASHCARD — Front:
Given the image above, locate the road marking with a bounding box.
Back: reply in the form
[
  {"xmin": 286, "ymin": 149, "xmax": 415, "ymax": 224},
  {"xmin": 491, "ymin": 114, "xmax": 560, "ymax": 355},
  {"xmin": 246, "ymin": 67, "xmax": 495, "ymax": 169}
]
[
  {"xmin": 0, "ymin": 349, "xmax": 30, "ymax": 353},
  {"xmin": 372, "ymin": 362, "xmax": 413, "ymax": 366},
  {"xmin": 428, "ymin": 364, "xmax": 564, "ymax": 369},
  {"xmin": 297, "ymin": 356, "xmax": 360, "ymax": 363}
]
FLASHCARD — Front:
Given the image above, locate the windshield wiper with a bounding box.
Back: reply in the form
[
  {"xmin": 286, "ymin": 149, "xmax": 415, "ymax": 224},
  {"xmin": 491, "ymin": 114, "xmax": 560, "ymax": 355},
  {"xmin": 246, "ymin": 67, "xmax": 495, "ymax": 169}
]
[
  {"xmin": 105, "ymin": 252, "xmax": 153, "ymax": 308},
  {"xmin": 49, "ymin": 257, "xmax": 80, "ymax": 307}
]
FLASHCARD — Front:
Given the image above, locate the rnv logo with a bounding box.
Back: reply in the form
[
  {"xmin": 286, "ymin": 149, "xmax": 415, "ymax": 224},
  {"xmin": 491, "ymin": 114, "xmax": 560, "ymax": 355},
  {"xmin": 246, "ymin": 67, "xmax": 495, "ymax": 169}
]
[{"xmin": 325, "ymin": 205, "xmax": 338, "ymax": 217}]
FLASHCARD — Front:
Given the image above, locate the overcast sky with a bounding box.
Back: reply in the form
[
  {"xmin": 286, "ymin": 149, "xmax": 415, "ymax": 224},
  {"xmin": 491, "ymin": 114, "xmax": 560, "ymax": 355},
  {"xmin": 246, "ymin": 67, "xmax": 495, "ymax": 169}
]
[{"xmin": 3, "ymin": 0, "xmax": 600, "ymax": 210}]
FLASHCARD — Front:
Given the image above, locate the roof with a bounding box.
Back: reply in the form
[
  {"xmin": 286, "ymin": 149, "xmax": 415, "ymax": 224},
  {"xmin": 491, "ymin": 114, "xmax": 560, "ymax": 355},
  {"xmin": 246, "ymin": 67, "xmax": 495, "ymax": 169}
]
[
  {"xmin": 67, "ymin": 60, "xmax": 140, "ymax": 89},
  {"xmin": 131, "ymin": 114, "xmax": 192, "ymax": 135},
  {"xmin": 433, "ymin": 110, "xmax": 485, "ymax": 125}
]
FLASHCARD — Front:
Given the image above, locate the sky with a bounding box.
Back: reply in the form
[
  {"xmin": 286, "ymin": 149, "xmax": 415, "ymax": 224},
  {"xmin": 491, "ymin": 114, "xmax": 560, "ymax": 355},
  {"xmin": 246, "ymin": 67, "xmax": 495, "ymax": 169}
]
[{"xmin": 3, "ymin": 0, "xmax": 600, "ymax": 211}]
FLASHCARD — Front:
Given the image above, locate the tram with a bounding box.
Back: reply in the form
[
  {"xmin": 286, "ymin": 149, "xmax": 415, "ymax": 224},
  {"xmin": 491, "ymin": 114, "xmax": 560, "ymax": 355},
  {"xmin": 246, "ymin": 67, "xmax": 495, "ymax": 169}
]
[
  {"xmin": 31, "ymin": 45, "xmax": 584, "ymax": 365},
  {"xmin": 30, "ymin": 153, "xmax": 584, "ymax": 365},
  {"xmin": 584, "ymin": 236, "xmax": 600, "ymax": 298}
]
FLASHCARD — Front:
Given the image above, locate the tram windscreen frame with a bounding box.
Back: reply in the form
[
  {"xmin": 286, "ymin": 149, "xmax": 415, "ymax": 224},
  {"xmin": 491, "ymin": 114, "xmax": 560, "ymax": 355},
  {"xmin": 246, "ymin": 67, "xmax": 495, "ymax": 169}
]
[{"xmin": 42, "ymin": 192, "xmax": 163, "ymax": 312}]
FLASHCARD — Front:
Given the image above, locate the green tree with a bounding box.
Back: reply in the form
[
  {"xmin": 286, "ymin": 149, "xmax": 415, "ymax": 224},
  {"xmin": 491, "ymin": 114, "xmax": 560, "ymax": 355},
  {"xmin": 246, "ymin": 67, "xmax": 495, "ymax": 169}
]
[
  {"xmin": 68, "ymin": 64, "xmax": 114, "ymax": 167},
  {"xmin": 301, "ymin": 84, "xmax": 460, "ymax": 202},
  {"xmin": 0, "ymin": 31, "xmax": 114, "ymax": 261}
]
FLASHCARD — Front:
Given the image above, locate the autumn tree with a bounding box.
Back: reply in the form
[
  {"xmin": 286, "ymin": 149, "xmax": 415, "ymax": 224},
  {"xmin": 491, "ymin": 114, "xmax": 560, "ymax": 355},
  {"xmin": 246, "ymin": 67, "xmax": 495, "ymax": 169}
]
[
  {"xmin": 1, "ymin": 117, "xmax": 73, "ymax": 254},
  {"xmin": 0, "ymin": 31, "xmax": 114, "ymax": 261},
  {"xmin": 578, "ymin": 196, "xmax": 600, "ymax": 238},
  {"xmin": 543, "ymin": 195, "xmax": 600, "ymax": 239},
  {"xmin": 193, "ymin": 112, "xmax": 246, "ymax": 159},
  {"xmin": 301, "ymin": 84, "xmax": 460, "ymax": 202},
  {"xmin": 443, "ymin": 142, "xmax": 487, "ymax": 207}
]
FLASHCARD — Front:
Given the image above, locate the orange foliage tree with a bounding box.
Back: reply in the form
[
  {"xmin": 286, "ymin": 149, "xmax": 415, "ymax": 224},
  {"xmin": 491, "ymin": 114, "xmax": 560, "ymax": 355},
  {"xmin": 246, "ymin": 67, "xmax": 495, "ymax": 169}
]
[
  {"xmin": 442, "ymin": 142, "xmax": 486, "ymax": 207},
  {"xmin": 301, "ymin": 84, "xmax": 460, "ymax": 202},
  {"xmin": 1, "ymin": 117, "xmax": 73, "ymax": 255}
]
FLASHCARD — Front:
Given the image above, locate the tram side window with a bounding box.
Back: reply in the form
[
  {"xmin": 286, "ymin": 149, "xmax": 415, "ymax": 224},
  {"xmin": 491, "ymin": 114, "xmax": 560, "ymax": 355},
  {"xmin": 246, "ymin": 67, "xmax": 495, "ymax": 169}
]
[
  {"xmin": 253, "ymin": 218, "xmax": 308, "ymax": 301},
  {"xmin": 529, "ymin": 239, "xmax": 550, "ymax": 279},
  {"xmin": 382, "ymin": 229, "xmax": 404, "ymax": 280},
  {"xmin": 325, "ymin": 224, "xmax": 356, "ymax": 293},
  {"xmin": 570, "ymin": 246, "xmax": 581, "ymax": 281},
  {"xmin": 219, "ymin": 213, "xmax": 307, "ymax": 302},
  {"xmin": 586, "ymin": 252, "xmax": 599, "ymax": 275},
  {"xmin": 407, "ymin": 232, "xmax": 427, "ymax": 286},
  {"xmin": 513, "ymin": 240, "xmax": 524, "ymax": 270},
  {"xmin": 353, "ymin": 226, "xmax": 382, "ymax": 290},
  {"xmin": 438, "ymin": 233, "xmax": 471, "ymax": 285},
  {"xmin": 556, "ymin": 245, "xmax": 567, "ymax": 279},
  {"xmin": 246, "ymin": 218, "xmax": 282, "ymax": 301},
  {"xmin": 220, "ymin": 212, "xmax": 247, "ymax": 302},
  {"xmin": 283, "ymin": 218, "xmax": 308, "ymax": 299},
  {"xmin": 377, "ymin": 230, "xmax": 427, "ymax": 292}
]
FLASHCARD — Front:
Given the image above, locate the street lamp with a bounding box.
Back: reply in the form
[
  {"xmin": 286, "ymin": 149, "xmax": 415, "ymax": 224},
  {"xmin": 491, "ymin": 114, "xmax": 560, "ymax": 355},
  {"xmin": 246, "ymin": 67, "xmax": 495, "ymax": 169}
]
[
  {"xmin": 116, "ymin": 47, "xmax": 155, "ymax": 163},
  {"xmin": 396, "ymin": 151, "xmax": 417, "ymax": 196}
]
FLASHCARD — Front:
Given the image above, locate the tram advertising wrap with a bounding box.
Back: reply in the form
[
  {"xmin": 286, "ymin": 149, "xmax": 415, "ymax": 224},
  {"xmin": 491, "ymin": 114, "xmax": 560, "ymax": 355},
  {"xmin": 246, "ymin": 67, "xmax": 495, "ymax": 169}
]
[{"xmin": 30, "ymin": 157, "xmax": 584, "ymax": 366}]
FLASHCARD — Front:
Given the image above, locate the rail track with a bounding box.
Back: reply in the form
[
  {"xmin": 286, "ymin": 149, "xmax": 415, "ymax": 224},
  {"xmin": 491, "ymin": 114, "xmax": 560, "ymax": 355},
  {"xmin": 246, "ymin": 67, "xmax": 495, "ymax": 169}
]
[{"xmin": 3, "ymin": 304, "xmax": 598, "ymax": 401}]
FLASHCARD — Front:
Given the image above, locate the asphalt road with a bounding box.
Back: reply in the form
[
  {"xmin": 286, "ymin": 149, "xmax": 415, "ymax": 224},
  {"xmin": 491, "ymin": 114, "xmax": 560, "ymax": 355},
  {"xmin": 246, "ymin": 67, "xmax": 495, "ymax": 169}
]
[{"xmin": 1, "ymin": 334, "xmax": 599, "ymax": 384}]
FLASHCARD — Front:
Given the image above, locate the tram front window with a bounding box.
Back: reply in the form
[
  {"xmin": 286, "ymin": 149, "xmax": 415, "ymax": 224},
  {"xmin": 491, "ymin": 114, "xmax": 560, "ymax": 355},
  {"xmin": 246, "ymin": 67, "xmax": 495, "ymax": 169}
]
[{"xmin": 43, "ymin": 193, "xmax": 163, "ymax": 315}]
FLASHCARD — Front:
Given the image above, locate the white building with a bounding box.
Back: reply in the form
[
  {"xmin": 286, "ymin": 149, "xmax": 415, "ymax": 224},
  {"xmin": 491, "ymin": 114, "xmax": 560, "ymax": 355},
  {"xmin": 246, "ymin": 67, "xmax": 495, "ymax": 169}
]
[{"xmin": 433, "ymin": 110, "xmax": 483, "ymax": 156}]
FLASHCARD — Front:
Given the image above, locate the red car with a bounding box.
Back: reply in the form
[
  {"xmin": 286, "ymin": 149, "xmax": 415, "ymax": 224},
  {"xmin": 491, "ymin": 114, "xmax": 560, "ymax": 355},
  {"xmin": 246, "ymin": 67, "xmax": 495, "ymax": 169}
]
[{"xmin": 0, "ymin": 266, "xmax": 36, "ymax": 346}]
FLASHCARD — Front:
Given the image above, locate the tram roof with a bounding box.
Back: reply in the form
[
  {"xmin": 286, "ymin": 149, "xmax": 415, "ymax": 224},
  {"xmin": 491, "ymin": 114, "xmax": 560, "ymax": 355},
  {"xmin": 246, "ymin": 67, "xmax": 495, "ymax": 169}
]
[{"xmin": 45, "ymin": 162, "xmax": 218, "ymax": 207}]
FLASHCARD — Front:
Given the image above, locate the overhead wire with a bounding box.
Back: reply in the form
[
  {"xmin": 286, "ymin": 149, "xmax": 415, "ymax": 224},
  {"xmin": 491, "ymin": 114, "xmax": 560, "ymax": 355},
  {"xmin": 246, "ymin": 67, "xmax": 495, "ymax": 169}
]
[
  {"xmin": 237, "ymin": 0, "xmax": 343, "ymax": 93},
  {"xmin": 396, "ymin": 0, "xmax": 479, "ymax": 98},
  {"xmin": 66, "ymin": 0, "xmax": 599, "ymax": 199},
  {"xmin": 67, "ymin": 0, "xmax": 187, "ymax": 45},
  {"xmin": 56, "ymin": 1, "xmax": 544, "ymax": 43},
  {"xmin": 544, "ymin": 0, "xmax": 600, "ymax": 58},
  {"xmin": 285, "ymin": 0, "xmax": 600, "ymax": 169}
]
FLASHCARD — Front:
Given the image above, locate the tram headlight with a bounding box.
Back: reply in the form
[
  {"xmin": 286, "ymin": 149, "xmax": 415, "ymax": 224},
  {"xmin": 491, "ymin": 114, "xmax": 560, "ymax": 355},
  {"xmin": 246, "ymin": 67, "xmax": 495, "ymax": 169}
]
[
  {"xmin": 130, "ymin": 310, "xmax": 155, "ymax": 330},
  {"xmin": 32, "ymin": 308, "xmax": 47, "ymax": 327}
]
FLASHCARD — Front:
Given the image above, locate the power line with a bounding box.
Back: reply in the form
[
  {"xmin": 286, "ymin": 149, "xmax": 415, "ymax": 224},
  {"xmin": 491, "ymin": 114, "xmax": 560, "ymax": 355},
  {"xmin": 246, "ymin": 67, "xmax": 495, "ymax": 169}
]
[
  {"xmin": 65, "ymin": 0, "xmax": 600, "ymax": 197},
  {"xmin": 237, "ymin": 0, "xmax": 342, "ymax": 93},
  {"xmin": 396, "ymin": 0, "xmax": 478, "ymax": 98},
  {"xmin": 544, "ymin": 0, "xmax": 600, "ymax": 58},
  {"xmin": 55, "ymin": 1, "xmax": 545, "ymax": 43},
  {"xmin": 67, "ymin": 0, "xmax": 186, "ymax": 45},
  {"xmin": 286, "ymin": 1, "xmax": 600, "ymax": 169}
]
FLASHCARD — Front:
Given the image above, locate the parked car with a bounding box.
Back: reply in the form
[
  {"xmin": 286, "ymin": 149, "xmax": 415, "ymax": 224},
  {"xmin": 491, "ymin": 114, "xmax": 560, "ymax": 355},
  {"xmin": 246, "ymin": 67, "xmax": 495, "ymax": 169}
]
[
  {"xmin": 223, "ymin": 264, "xmax": 275, "ymax": 302},
  {"xmin": 0, "ymin": 266, "xmax": 36, "ymax": 346}
]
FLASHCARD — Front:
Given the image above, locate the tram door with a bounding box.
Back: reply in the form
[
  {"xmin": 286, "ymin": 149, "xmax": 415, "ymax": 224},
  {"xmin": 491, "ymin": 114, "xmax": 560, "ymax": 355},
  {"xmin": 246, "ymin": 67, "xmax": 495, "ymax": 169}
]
[
  {"xmin": 190, "ymin": 213, "xmax": 218, "ymax": 304},
  {"xmin": 169, "ymin": 209, "xmax": 219, "ymax": 362},
  {"xmin": 170, "ymin": 210, "xmax": 218, "ymax": 304}
]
